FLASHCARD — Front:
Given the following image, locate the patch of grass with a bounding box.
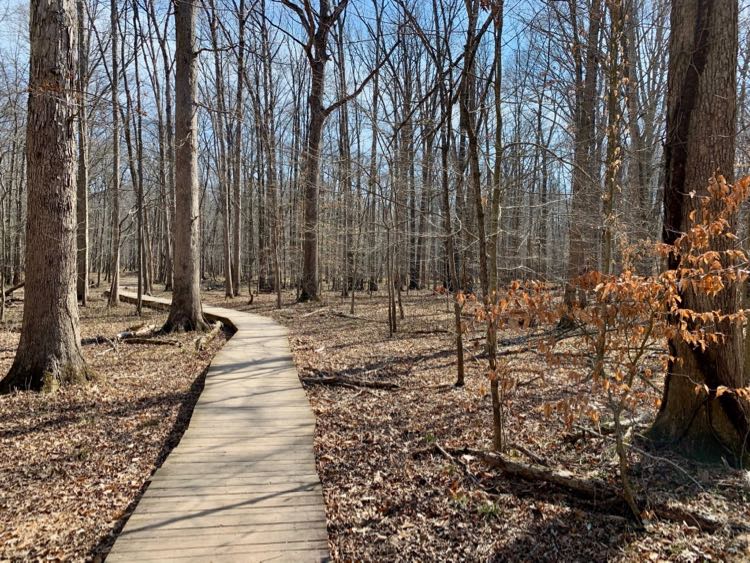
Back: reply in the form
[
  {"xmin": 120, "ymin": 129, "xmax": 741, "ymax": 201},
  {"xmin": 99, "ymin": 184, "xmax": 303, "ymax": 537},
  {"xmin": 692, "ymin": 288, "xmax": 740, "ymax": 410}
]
[
  {"xmin": 477, "ymin": 500, "xmax": 501, "ymax": 520},
  {"xmin": 451, "ymin": 492, "xmax": 469, "ymax": 510}
]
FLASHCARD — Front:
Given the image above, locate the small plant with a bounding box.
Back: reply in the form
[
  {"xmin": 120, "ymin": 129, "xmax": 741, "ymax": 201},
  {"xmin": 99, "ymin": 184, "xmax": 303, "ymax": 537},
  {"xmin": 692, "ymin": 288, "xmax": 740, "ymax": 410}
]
[
  {"xmin": 477, "ymin": 500, "xmax": 501, "ymax": 520},
  {"xmin": 467, "ymin": 174, "xmax": 750, "ymax": 521},
  {"xmin": 472, "ymin": 281, "xmax": 557, "ymax": 452}
]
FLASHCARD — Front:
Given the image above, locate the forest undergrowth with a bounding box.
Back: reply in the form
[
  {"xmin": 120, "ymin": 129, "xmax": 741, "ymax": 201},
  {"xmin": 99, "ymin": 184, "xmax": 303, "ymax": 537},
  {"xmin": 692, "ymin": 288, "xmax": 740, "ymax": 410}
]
[{"xmin": 199, "ymin": 288, "xmax": 750, "ymax": 562}]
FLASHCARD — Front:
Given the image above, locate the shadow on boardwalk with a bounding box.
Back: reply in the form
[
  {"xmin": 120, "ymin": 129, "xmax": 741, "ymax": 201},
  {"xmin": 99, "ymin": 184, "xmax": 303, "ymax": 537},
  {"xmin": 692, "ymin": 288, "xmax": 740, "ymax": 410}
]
[{"xmin": 104, "ymin": 293, "xmax": 330, "ymax": 562}]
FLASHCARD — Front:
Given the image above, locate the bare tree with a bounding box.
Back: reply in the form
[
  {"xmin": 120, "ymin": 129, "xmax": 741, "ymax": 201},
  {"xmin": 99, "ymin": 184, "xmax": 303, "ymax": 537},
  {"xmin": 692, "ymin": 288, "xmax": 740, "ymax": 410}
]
[
  {"xmin": 76, "ymin": 0, "xmax": 89, "ymax": 305},
  {"xmin": 283, "ymin": 0, "xmax": 394, "ymax": 301},
  {"xmin": 107, "ymin": 0, "xmax": 121, "ymax": 307}
]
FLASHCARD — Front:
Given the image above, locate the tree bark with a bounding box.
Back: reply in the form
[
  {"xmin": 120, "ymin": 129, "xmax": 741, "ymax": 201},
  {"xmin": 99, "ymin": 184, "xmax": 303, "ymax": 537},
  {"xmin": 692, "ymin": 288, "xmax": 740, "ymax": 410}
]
[
  {"xmin": 651, "ymin": 0, "xmax": 748, "ymax": 465},
  {"xmin": 299, "ymin": 51, "xmax": 326, "ymax": 301},
  {"xmin": 76, "ymin": 0, "xmax": 88, "ymax": 305},
  {"xmin": 164, "ymin": 0, "xmax": 207, "ymax": 332},
  {"xmin": 231, "ymin": 0, "xmax": 246, "ymax": 296},
  {"xmin": 107, "ymin": 0, "xmax": 121, "ymax": 307},
  {"xmin": 489, "ymin": 2, "xmax": 504, "ymax": 292},
  {"xmin": 563, "ymin": 0, "xmax": 602, "ymax": 316},
  {"xmin": 602, "ymin": 0, "xmax": 623, "ymax": 276},
  {"xmin": 207, "ymin": 0, "xmax": 233, "ymax": 298},
  {"xmin": 1, "ymin": 0, "xmax": 89, "ymax": 393}
]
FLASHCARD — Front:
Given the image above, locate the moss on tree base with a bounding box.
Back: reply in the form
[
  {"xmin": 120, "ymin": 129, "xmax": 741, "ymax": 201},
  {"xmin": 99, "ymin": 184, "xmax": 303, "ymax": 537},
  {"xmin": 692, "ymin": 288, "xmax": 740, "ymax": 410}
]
[{"xmin": 1, "ymin": 360, "xmax": 95, "ymax": 395}]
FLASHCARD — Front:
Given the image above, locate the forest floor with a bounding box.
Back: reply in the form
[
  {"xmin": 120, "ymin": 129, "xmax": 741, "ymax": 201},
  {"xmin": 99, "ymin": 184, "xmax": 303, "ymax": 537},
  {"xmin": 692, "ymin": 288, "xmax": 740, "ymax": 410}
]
[
  {"xmin": 2, "ymin": 281, "xmax": 748, "ymax": 561},
  {"xmin": 0, "ymin": 291, "xmax": 228, "ymax": 561},
  {"xmin": 193, "ymin": 285, "xmax": 750, "ymax": 562}
]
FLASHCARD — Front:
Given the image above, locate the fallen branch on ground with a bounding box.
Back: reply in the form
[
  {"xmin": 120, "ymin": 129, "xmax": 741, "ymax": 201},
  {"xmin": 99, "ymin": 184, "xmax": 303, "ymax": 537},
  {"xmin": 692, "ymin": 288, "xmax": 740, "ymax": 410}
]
[
  {"xmin": 123, "ymin": 337, "xmax": 181, "ymax": 347},
  {"xmin": 81, "ymin": 324, "xmax": 158, "ymax": 346},
  {"xmin": 2, "ymin": 281, "xmax": 24, "ymax": 298},
  {"xmin": 508, "ymin": 443, "xmax": 549, "ymax": 467},
  {"xmin": 467, "ymin": 448, "xmax": 613, "ymax": 500},
  {"xmin": 301, "ymin": 375, "xmax": 400, "ymax": 390},
  {"xmin": 449, "ymin": 447, "xmax": 739, "ymax": 533},
  {"xmin": 301, "ymin": 307, "xmax": 330, "ymax": 318},
  {"xmin": 434, "ymin": 442, "xmax": 485, "ymax": 489}
]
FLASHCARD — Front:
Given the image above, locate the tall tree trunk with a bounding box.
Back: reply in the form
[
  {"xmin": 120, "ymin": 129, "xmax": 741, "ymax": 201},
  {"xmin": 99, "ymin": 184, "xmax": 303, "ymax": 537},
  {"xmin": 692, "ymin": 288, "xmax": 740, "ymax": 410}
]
[
  {"xmin": 165, "ymin": 0, "xmax": 207, "ymax": 332},
  {"xmin": 207, "ymin": 0, "xmax": 233, "ymax": 298},
  {"xmin": 1, "ymin": 0, "xmax": 89, "ymax": 393},
  {"xmin": 489, "ymin": 2, "xmax": 504, "ymax": 292},
  {"xmin": 602, "ymin": 0, "xmax": 623, "ymax": 275},
  {"xmin": 293, "ymin": 0, "xmax": 352, "ymax": 302},
  {"xmin": 460, "ymin": 0, "xmax": 488, "ymax": 299},
  {"xmin": 563, "ymin": 0, "xmax": 602, "ymax": 316},
  {"xmin": 651, "ymin": 0, "xmax": 748, "ymax": 465},
  {"xmin": 300, "ymin": 51, "xmax": 326, "ymax": 301},
  {"xmin": 76, "ymin": 0, "xmax": 88, "ymax": 305},
  {"xmin": 232, "ymin": 0, "xmax": 245, "ymax": 296},
  {"xmin": 107, "ymin": 0, "xmax": 121, "ymax": 307},
  {"xmin": 336, "ymin": 19, "xmax": 352, "ymax": 298},
  {"xmin": 1, "ymin": 195, "xmax": 5, "ymax": 323},
  {"xmin": 622, "ymin": 2, "xmax": 650, "ymax": 253}
]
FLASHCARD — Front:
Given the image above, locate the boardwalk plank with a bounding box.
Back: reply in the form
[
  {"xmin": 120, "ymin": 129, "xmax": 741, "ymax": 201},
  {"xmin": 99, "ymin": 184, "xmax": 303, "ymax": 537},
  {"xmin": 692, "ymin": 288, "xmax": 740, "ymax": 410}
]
[{"xmin": 106, "ymin": 293, "xmax": 329, "ymax": 562}]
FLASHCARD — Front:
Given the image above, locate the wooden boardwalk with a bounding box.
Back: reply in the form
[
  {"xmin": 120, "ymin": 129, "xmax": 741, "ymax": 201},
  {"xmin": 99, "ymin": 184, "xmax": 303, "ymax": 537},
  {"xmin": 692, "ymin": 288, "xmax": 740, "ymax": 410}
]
[{"xmin": 107, "ymin": 293, "xmax": 329, "ymax": 562}]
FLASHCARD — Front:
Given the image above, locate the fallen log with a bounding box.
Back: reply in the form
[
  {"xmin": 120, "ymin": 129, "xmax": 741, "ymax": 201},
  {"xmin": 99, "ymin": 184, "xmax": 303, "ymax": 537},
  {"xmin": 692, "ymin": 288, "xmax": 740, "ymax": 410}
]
[
  {"xmin": 508, "ymin": 443, "xmax": 549, "ymax": 467},
  {"xmin": 117, "ymin": 324, "xmax": 158, "ymax": 340},
  {"xmin": 301, "ymin": 307, "xmax": 330, "ymax": 318},
  {"xmin": 80, "ymin": 335, "xmax": 116, "ymax": 346},
  {"xmin": 195, "ymin": 321, "xmax": 223, "ymax": 351},
  {"xmin": 469, "ymin": 448, "xmax": 612, "ymax": 500}
]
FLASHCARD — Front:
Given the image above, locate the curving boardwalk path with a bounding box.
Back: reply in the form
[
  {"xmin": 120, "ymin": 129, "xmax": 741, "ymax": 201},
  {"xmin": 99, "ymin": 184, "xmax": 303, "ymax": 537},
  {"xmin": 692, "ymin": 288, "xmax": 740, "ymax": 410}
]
[{"xmin": 107, "ymin": 293, "xmax": 329, "ymax": 562}]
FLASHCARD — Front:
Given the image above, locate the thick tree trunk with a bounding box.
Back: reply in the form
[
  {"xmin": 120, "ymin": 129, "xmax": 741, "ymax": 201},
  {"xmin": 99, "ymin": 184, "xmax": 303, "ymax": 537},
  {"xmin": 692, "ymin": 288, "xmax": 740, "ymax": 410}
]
[
  {"xmin": 651, "ymin": 0, "xmax": 748, "ymax": 465},
  {"xmin": 300, "ymin": 55, "xmax": 326, "ymax": 302},
  {"xmin": 1, "ymin": 0, "xmax": 89, "ymax": 393},
  {"xmin": 164, "ymin": 0, "xmax": 207, "ymax": 332}
]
